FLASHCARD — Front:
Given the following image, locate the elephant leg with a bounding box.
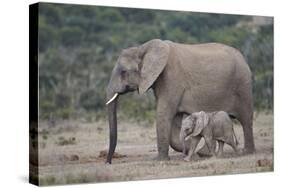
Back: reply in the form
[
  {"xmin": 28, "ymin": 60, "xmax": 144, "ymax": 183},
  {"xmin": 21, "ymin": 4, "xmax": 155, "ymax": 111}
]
[
  {"xmin": 204, "ymin": 136, "xmax": 216, "ymax": 157},
  {"xmin": 236, "ymin": 84, "xmax": 255, "ymax": 154},
  {"xmin": 217, "ymin": 141, "xmax": 224, "ymax": 157},
  {"xmin": 226, "ymin": 138, "xmax": 239, "ymax": 154},
  {"xmin": 236, "ymin": 97, "xmax": 255, "ymax": 154},
  {"xmin": 156, "ymin": 115, "xmax": 172, "ymax": 160},
  {"xmin": 197, "ymin": 139, "xmax": 216, "ymax": 157},
  {"xmin": 155, "ymin": 104, "xmax": 175, "ymax": 160},
  {"xmin": 184, "ymin": 136, "xmax": 201, "ymax": 162},
  {"xmin": 231, "ymin": 144, "xmax": 238, "ymax": 154},
  {"xmin": 240, "ymin": 117, "xmax": 255, "ymax": 154}
]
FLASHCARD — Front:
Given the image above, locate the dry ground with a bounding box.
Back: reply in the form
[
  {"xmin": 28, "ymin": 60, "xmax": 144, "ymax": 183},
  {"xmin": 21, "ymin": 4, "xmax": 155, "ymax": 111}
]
[{"xmin": 32, "ymin": 113, "xmax": 273, "ymax": 186}]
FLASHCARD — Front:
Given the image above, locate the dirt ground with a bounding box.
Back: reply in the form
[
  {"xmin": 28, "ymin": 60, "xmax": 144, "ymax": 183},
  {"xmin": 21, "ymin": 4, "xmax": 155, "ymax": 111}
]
[{"xmin": 33, "ymin": 113, "xmax": 273, "ymax": 186}]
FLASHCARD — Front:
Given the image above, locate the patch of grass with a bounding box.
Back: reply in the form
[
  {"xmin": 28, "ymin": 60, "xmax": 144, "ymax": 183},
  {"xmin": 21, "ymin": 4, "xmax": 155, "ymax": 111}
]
[
  {"xmin": 39, "ymin": 129, "xmax": 49, "ymax": 140},
  {"xmin": 65, "ymin": 174, "xmax": 92, "ymax": 184},
  {"xmin": 43, "ymin": 134, "xmax": 48, "ymax": 140},
  {"xmin": 29, "ymin": 175, "xmax": 39, "ymax": 185},
  {"xmin": 255, "ymin": 158, "xmax": 273, "ymax": 172},
  {"xmin": 37, "ymin": 112, "xmax": 273, "ymax": 185},
  {"xmin": 64, "ymin": 172, "xmax": 114, "ymax": 184},
  {"xmin": 40, "ymin": 175, "xmax": 56, "ymax": 186},
  {"xmin": 40, "ymin": 142, "xmax": 47, "ymax": 149},
  {"xmin": 256, "ymin": 166, "xmax": 273, "ymax": 172},
  {"xmin": 56, "ymin": 136, "xmax": 76, "ymax": 146}
]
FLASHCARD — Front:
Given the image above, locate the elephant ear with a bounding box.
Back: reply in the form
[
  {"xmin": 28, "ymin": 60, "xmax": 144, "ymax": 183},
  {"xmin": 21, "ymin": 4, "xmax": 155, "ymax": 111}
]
[
  {"xmin": 192, "ymin": 111, "xmax": 209, "ymax": 136},
  {"xmin": 138, "ymin": 39, "xmax": 170, "ymax": 94}
]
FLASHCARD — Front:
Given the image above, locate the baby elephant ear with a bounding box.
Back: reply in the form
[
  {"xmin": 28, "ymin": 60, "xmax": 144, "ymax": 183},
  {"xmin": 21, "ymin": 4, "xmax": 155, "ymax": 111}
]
[
  {"xmin": 138, "ymin": 39, "xmax": 170, "ymax": 94},
  {"xmin": 192, "ymin": 111, "xmax": 209, "ymax": 136}
]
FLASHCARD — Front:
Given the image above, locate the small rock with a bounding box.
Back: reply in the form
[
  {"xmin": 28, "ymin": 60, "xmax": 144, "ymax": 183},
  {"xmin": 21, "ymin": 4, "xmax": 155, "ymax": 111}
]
[
  {"xmin": 59, "ymin": 154, "xmax": 69, "ymax": 162},
  {"xmin": 257, "ymin": 159, "xmax": 272, "ymax": 167},
  {"xmin": 98, "ymin": 150, "xmax": 127, "ymax": 158},
  {"xmin": 69, "ymin": 154, "xmax": 79, "ymax": 161}
]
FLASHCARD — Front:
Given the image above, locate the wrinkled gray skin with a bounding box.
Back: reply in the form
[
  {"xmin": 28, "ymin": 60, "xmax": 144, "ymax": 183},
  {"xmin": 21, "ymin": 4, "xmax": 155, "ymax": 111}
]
[
  {"xmin": 106, "ymin": 39, "xmax": 254, "ymax": 164},
  {"xmin": 180, "ymin": 111, "xmax": 239, "ymax": 161}
]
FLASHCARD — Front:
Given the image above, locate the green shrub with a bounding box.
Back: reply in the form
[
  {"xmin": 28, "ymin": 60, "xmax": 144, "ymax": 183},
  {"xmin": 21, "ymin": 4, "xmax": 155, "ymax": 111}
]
[
  {"xmin": 56, "ymin": 136, "xmax": 76, "ymax": 146},
  {"xmin": 38, "ymin": 3, "xmax": 273, "ymax": 121}
]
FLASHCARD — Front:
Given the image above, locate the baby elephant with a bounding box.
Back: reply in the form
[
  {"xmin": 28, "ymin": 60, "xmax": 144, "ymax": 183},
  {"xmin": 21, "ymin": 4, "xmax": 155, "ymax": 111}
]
[{"xmin": 180, "ymin": 111, "xmax": 239, "ymax": 161}]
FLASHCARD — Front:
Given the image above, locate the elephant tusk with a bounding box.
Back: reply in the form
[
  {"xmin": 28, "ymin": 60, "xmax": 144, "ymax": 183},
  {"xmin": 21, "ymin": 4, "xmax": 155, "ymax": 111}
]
[
  {"xmin": 106, "ymin": 93, "xmax": 118, "ymax": 105},
  {"xmin": 185, "ymin": 135, "xmax": 191, "ymax": 141}
]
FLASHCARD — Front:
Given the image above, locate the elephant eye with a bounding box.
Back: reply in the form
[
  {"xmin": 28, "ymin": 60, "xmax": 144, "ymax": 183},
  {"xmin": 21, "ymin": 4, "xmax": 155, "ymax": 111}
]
[{"xmin": 121, "ymin": 70, "xmax": 127, "ymax": 78}]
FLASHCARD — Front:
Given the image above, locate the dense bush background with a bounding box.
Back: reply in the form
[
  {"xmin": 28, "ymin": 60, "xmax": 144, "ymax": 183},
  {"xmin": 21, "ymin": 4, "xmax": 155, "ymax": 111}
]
[{"xmin": 38, "ymin": 3, "xmax": 273, "ymax": 121}]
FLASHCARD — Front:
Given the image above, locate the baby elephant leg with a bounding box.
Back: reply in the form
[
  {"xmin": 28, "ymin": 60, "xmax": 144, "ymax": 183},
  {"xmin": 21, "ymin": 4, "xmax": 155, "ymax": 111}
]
[
  {"xmin": 230, "ymin": 142, "xmax": 239, "ymax": 153},
  {"xmin": 226, "ymin": 139, "xmax": 239, "ymax": 154},
  {"xmin": 204, "ymin": 136, "xmax": 216, "ymax": 157},
  {"xmin": 184, "ymin": 136, "xmax": 201, "ymax": 162},
  {"xmin": 217, "ymin": 141, "xmax": 224, "ymax": 157}
]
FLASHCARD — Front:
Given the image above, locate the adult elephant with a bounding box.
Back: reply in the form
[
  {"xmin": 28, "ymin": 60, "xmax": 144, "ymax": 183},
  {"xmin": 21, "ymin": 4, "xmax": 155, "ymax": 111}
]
[{"xmin": 105, "ymin": 39, "xmax": 255, "ymax": 164}]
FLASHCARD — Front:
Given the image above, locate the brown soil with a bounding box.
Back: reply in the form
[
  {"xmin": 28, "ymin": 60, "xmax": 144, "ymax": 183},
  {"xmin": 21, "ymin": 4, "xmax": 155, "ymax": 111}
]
[{"xmin": 34, "ymin": 113, "xmax": 273, "ymax": 186}]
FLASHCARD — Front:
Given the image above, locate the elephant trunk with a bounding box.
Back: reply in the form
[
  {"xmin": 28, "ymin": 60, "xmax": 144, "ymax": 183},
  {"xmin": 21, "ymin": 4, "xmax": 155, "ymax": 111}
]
[{"xmin": 106, "ymin": 90, "xmax": 119, "ymax": 164}]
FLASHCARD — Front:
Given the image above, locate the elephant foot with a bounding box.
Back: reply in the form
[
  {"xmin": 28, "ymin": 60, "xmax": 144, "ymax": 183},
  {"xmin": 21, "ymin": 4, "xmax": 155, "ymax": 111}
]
[
  {"xmin": 216, "ymin": 153, "xmax": 224, "ymax": 158},
  {"xmin": 242, "ymin": 147, "xmax": 256, "ymax": 155},
  {"xmin": 183, "ymin": 156, "xmax": 191, "ymax": 162},
  {"xmin": 197, "ymin": 151, "xmax": 212, "ymax": 158},
  {"xmin": 197, "ymin": 144, "xmax": 212, "ymax": 157},
  {"xmin": 153, "ymin": 155, "xmax": 170, "ymax": 161},
  {"xmin": 236, "ymin": 149, "xmax": 243, "ymax": 155}
]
